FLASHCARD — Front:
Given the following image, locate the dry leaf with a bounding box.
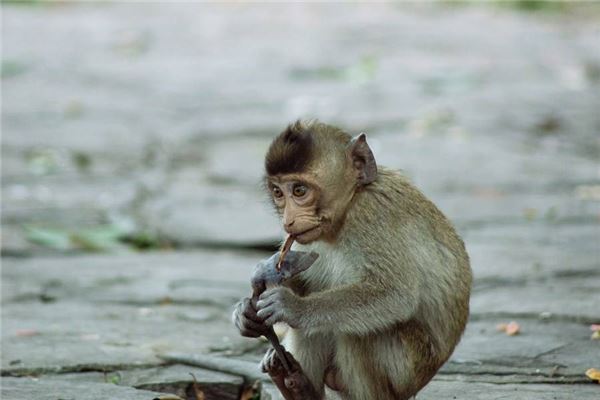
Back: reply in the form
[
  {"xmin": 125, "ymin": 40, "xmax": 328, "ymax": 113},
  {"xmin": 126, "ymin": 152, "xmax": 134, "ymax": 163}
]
[
  {"xmin": 240, "ymin": 381, "xmax": 261, "ymax": 400},
  {"xmin": 496, "ymin": 321, "xmax": 520, "ymax": 336},
  {"xmin": 585, "ymin": 368, "xmax": 600, "ymax": 383},
  {"xmin": 16, "ymin": 329, "xmax": 39, "ymax": 337},
  {"xmin": 591, "ymin": 331, "xmax": 600, "ymax": 340},
  {"xmin": 523, "ymin": 208, "xmax": 537, "ymax": 220},
  {"xmin": 189, "ymin": 373, "xmax": 205, "ymax": 400},
  {"xmin": 590, "ymin": 324, "xmax": 600, "ymax": 332}
]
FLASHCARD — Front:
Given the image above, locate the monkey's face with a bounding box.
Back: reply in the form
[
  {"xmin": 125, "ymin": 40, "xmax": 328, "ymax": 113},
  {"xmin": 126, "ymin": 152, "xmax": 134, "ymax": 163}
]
[
  {"xmin": 267, "ymin": 174, "xmax": 323, "ymax": 244},
  {"xmin": 264, "ymin": 121, "xmax": 378, "ymax": 244}
]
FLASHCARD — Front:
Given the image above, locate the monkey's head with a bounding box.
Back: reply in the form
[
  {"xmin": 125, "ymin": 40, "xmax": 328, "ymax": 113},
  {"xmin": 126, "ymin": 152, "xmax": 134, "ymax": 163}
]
[{"xmin": 264, "ymin": 120, "xmax": 377, "ymax": 244}]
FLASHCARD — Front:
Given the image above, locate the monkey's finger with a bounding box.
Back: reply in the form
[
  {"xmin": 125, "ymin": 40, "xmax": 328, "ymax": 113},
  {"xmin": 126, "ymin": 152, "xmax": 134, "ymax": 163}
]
[
  {"xmin": 234, "ymin": 311, "xmax": 266, "ymax": 337},
  {"xmin": 255, "ymin": 297, "xmax": 275, "ymax": 312},
  {"xmin": 238, "ymin": 321, "xmax": 267, "ymax": 338},
  {"xmin": 268, "ymin": 351, "xmax": 282, "ymax": 370},
  {"xmin": 243, "ymin": 316, "xmax": 267, "ymax": 332},
  {"xmin": 232, "ymin": 303, "xmax": 248, "ymax": 325},
  {"xmin": 258, "ymin": 288, "xmax": 280, "ymax": 302},
  {"xmin": 243, "ymin": 304, "xmax": 264, "ymax": 323},
  {"xmin": 263, "ymin": 310, "xmax": 283, "ymax": 326},
  {"xmin": 233, "ymin": 298, "xmax": 249, "ymax": 316},
  {"xmin": 255, "ymin": 305, "xmax": 275, "ymax": 321},
  {"xmin": 261, "ymin": 348, "xmax": 283, "ymax": 373},
  {"xmin": 260, "ymin": 348, "xmax": 276, "ymax": 372}
]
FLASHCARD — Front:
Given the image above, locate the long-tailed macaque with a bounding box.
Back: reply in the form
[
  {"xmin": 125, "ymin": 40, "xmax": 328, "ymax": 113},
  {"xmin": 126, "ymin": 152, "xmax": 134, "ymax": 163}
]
[{"xmin": 233, "ymin": 121, "xmax": 472, "ymax": 399}]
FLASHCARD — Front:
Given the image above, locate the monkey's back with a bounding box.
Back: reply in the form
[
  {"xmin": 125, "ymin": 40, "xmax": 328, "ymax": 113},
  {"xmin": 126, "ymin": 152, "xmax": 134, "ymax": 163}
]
[{"xmin": 340, "ymin": 167, "xmax": 472, "ymax": 396}]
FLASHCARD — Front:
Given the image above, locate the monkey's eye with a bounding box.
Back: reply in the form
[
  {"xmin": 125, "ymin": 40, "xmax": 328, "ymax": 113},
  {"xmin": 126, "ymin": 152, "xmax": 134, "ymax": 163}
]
[
  {"xmin": 292, "ymin": 184, "xmax": 308, "ymax": 197},
  {"xmin": 272, "ymin": 186, "xmax": 283, "ymax": 199}
]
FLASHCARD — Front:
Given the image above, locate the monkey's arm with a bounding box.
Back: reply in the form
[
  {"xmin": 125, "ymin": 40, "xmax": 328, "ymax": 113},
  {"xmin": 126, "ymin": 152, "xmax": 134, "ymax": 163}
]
[{"xmin": 257, "ymin": 274, "xmax": 420, "ymax": 336}]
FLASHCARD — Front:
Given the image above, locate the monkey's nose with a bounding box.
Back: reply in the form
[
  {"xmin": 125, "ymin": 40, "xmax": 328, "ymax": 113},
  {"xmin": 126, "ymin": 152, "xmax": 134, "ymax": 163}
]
[{"xmin": 285, "ymin": 220, "xmax": 295, "ymax": 229}]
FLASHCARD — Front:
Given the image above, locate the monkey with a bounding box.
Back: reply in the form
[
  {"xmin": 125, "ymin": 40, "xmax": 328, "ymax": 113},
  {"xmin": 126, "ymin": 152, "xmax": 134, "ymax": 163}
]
[{"xmin": 232, "ymin": 120, "xmax": 472, "ymax": 400}]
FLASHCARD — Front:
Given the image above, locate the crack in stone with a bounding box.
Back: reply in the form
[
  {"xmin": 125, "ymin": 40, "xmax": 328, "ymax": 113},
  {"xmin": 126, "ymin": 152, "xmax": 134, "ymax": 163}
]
[
  {"xmin": 468, "ymin": 311, "xmax": 598, "ymax": 325},
  {"xmin": 1, "ymin": 362, "xmax": 165, "ymax": 377}
]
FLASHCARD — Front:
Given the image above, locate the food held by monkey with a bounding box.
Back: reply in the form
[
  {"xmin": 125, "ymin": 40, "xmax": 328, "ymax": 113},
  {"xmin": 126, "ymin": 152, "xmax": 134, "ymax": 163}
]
[{"xmin": 233, "ymin": 120, "xmax": 472, "ymax": 400}]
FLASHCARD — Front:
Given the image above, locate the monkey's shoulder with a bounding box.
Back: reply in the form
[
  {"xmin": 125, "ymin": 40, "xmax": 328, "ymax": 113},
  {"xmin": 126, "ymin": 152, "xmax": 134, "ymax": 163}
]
[{"xmin": 362, "ymin": 168, "xmax": 461, "ymax": 231}]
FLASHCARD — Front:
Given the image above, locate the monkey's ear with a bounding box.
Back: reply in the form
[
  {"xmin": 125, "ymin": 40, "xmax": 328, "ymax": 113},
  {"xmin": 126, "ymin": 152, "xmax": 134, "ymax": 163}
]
[{"xmin": 349, "ymin": 133, "xmax": 377, "ymax": 186}]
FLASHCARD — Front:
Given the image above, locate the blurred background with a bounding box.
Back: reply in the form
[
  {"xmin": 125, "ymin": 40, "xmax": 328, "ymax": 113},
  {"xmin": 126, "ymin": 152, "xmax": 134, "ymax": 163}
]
[{"xmin": 2, "ymin": 1, "xmax": 600, "ymax": 399}]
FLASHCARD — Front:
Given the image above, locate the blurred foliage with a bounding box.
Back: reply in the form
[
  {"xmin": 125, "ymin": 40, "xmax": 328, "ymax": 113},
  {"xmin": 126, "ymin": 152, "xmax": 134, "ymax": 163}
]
[
  {"xmin": 506, "ymin": 0, "xmax": 568, "ymax": 12},
  {"xmin": 1, "ymin": 0, "xmax": 44, "ymax": 5},
  {"xmin": 25, "ymin": 224, "xmax": 169, "ymax": 252},
  {"xmin": 25, "ymin": 149, "xmax": 61, "ymax": 176},
  {"xmin": 442, "ymin": 0, "xmax": 600, "ymax": 14},
  {"xmin": 290, "ymin": 56, "xmax": 378, "ymax": 85},
  {"xmin": 1, "ymin": 60, "xmax": 28, "ymax": 79},
  {"xmin": 71, "ymin": 151, "xmax": 93, "ymax": 172}
]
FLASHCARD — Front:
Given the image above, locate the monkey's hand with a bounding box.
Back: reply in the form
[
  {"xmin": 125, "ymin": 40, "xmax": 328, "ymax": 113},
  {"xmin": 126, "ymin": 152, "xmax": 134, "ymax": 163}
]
[
  {"xmin": 232, "ymin": 297, "xmax": 270, "ymax": 338},
  {"xmin": 256, "ymin": 287, "xmax": 302, "ymax": 328}
]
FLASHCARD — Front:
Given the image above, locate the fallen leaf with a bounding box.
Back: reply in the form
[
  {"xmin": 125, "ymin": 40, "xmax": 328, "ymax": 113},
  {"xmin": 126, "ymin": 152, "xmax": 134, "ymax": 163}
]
[
  {"xmin": 240, "ymin": 381, "xmax": 261, "ymax": 400},
  {"xmin": 159, "ymin": 296, "xmax": 173, "ymax": 305},
  {"xmin": 590, "ymin": 324, "xmax": 600, "ymax": 332},
  {"xmin": 240, "ymin": 387, "xmax": 256, "ymax": 400},
  {"xmin": 506, "ymin": 322, "xmax": 520, "ymax": 335},
  {"xmin": 585, "ymin": 368, "xmax": 600, "ymax": 383},
  {"xmin": 523, "ymin": 208, "xmax": 537, "ymax": 221},
  {"xmin": 25, "ymin": 227, "xmax": 71, "ymax": 250},
  {"xmin": 497, "ymin": 321, "xmax": 520, "ymax": 336},
  {"xmin": 189, "ymin": 373, "xmax": 205, "ymax": 400},
  {"xmin": 591, "ymin": 331, "xmax": 600, "ymax": 340},
  {"xmin": 16, "ymin": 329, "xmax": 39, "ymax": 337}
]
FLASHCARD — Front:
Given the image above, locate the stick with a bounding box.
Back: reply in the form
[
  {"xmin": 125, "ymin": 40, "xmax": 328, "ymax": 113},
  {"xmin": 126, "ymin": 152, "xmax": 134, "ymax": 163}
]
[{"xmin": 277, "ymin": 235, "xmax": 295, "ymax": 271}]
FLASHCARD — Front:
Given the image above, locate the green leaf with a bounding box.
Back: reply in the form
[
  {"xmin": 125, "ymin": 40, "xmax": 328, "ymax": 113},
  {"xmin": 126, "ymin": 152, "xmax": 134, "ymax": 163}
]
[
  {"xmin": 72, "ymin": 225, "xmax": 129, "ymax": 252},
  {"xmin": 25, "ymin": 227, "xmax": 71, "ymax": 250}
]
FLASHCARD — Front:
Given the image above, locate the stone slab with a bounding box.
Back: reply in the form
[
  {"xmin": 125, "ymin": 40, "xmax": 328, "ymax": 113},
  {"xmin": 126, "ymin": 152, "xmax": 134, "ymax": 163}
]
[
  {"xmin": 1, "ymin": 250, "xmax": 266, "ymax": 373},
  {"xmin": 37, "ymin": 364, "xmax": 245, "ymax": 400},
  {"xmin": 0, "ymin": 376, "xmax": 167, "ymax": 400},
  {"xmin": 465, "ymin": 223, "xmax": 600, "ymax": 281},
  {"xmin": 242, "ymin": 318, "xmax": 599, "ymax": 386},
  {"xmin": 448, "ymin": 319, "xmax": 600, "ymax": 379},
  {"xmin": 1, "ymin": 250, "xmax": 259, "ymax": 307},
  {"xmin": 3, "ymin": 3, "xmax": 599, "ymax": 152},
  {"xmin": 470, "ymin": 275, "xmax": 600, "ymax": 323},
  {"xmin": 139, "ymin": 181, "xmax": 283, "ymax": 248},
  {"xmin": 418, "ymin": 380, "xmax": 600, "ymax": 400},
  {"xmin": 262, "ymin": 380, "xmax": 600, "ymax": 400}
]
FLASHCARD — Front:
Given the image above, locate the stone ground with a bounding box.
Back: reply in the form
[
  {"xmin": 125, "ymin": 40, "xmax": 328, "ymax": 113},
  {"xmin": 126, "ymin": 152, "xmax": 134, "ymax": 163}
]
[{"xmin": 2, "ymin": 2, "xmax": 599, "ymax": 399}]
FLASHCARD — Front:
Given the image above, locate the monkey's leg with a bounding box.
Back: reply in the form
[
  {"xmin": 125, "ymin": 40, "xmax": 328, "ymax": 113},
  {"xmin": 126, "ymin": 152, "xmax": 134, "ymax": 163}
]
[{"xmin": 335, "ymin": 334, "xmax": 420, "ymax": 400}]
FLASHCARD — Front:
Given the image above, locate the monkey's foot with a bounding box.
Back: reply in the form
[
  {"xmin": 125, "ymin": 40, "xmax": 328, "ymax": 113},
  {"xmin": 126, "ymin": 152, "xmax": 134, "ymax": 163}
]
[
  {"xmin": 261, "ymin": 347, "xmax": 287, "ymax": 377},
  {"xmin": 261, "ymin": 347, "xmax": 320, "ymax": 400}
]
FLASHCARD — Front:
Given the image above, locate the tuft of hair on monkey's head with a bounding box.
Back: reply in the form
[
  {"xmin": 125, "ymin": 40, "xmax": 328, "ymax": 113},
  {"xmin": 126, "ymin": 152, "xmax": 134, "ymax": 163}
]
[
  {"xmin": 265, "ymin": 120, "xmax": 351, "ymax": 176},
  {"xmin": 265, "ymin": 120, "xmax": 314, "ymax": 176}
]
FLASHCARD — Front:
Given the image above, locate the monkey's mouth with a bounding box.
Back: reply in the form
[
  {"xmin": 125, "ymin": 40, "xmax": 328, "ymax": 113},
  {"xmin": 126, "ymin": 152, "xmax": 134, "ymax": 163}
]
[{"xmin": 293, "ymin": 225, "xmax": 322, "ymax": 244}]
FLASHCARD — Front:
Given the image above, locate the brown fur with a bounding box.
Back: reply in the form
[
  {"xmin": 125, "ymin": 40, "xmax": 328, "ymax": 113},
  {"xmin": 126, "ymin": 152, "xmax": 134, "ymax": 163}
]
[
  {"xmin": 255, "ymin": 121, "xmax": 472, "ymax": 399},
  {"xmin": 265, "ymin": 120, "xmax": 316, "ymax": 176}
]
